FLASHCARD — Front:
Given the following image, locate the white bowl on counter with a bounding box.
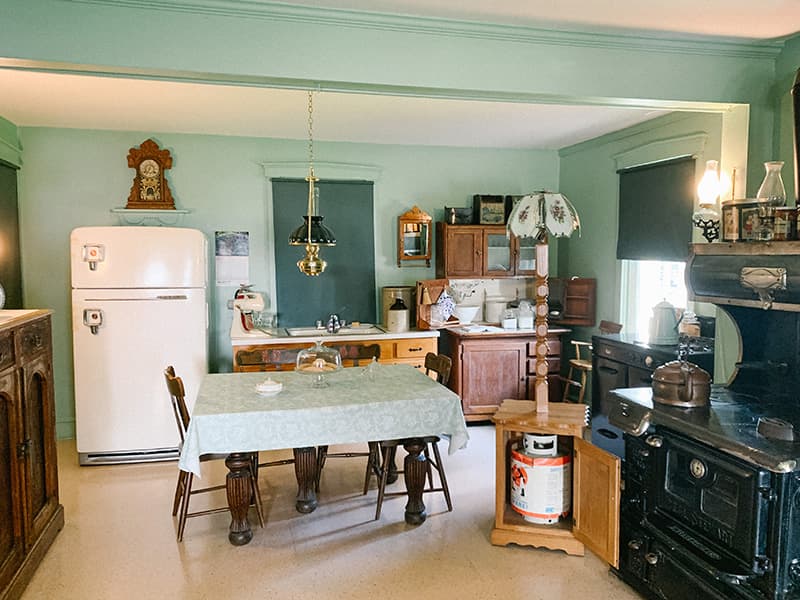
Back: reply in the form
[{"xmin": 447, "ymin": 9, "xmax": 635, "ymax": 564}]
[{"xmin": 453, "ymin": 304, "xmax": 481, "ymax": 324}]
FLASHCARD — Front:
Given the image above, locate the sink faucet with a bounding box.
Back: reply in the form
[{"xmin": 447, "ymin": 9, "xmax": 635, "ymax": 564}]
[{"xmin": 326, "ymin": 314, "xmax": 341, "ymax": 334}]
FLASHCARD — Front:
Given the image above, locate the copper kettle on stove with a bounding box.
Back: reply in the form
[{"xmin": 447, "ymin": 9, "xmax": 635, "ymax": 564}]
[{"xmin": 651, "ymin": 360, "xmax": 711, "ymax": 408}]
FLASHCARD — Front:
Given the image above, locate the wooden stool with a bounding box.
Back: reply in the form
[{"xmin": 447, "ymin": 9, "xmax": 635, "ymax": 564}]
[{"xmin": 562, "ymin": 321, "xmax": 622, "ymax": 404}]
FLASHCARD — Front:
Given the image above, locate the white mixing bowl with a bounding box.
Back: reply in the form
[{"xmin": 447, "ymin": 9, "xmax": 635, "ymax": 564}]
[{"xmin": 453, "ymin": 304, "xmax": 481, "ymax": 323}]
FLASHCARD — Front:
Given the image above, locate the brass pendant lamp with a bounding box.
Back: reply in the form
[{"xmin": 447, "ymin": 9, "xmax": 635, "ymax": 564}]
[{"xmin": 289, "ymin": 90, "xmax": 336, "ymax": 276}]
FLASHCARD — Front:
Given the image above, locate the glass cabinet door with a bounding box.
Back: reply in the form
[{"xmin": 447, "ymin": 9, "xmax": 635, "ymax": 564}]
[
  {"xmin": 483, "ymin": 229, "xmax": 512, "ymax": 277},
  {"xmin": 515, "ymin": 236, "xmax": 537, "ymax": 276}
]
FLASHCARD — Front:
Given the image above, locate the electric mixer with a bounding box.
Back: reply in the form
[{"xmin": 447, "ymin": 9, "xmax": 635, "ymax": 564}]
[{"xmin": 230, "ymin": 284, "xmax": 267, "ymax": 337}]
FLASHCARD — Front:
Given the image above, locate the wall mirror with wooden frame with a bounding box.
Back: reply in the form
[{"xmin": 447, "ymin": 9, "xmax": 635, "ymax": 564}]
[{"xmin": 398, "ymin": 205, "xmax": 432, "ymax": 267}]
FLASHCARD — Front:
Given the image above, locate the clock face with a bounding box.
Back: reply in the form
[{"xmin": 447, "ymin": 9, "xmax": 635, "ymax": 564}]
[{"xmin": 139, "ymin": 159, "xmax": 160, "ymax": 179}]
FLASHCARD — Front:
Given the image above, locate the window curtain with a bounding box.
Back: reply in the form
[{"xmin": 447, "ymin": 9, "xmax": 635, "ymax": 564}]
[
  {"xmin": 616, "ymin": 156, "xmax": 695, "ymax": 261},
  {"xmin": 272, "ymin": 179, "xmax": 375, "ymax": 328}
]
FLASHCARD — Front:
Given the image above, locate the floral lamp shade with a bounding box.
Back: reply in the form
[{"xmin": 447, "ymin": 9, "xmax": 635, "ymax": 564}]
[{"xmin": 507, "ymin": 192, "xmax": 581, "ymax": 240}]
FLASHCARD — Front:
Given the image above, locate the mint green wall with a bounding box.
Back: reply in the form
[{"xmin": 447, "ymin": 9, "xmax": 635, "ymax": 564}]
[
  {"xmin": 0, "ymin": 117, "xmax": 21, "ymax": 166},
  {"xmin": 557, "ymin": 112, "xmax": 723, "ymax": 334},
  {"xmin": 17, "ymin": 127, "xmax": 557, "ymax": 438},
  {"xmin": 0, "ymin": 0, "xmax": 783, "ymax": 191},
  {"xmin": 3, "ymin": 2, "xmax": 798, "ymax": 437}
]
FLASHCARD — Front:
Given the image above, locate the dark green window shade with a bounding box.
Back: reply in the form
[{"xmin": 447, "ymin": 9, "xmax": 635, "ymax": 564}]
[
  {"xmin": 616, "ymin": 156, "xmax": 695, "ymax": 262},
  {"xmin": 273, "ymin": 179, "xmax": 375, "ymax": 328}
]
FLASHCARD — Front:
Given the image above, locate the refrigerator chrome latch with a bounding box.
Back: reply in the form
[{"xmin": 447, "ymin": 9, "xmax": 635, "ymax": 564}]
[
  {"xmin": 83, "ymin": 309, "xmax": 104, "ymax": 334},
  {"xmin": 82, "ymin": 244, "xmax": 106, "ymax": 271}
]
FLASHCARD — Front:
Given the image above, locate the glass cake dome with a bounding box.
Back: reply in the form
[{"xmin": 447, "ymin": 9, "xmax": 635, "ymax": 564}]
[{"xmin": 295, "ymin": 340, "xmax": 342, "ymax": 387}]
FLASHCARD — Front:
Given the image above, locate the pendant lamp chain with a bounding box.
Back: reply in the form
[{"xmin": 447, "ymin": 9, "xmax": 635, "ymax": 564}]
[{"xmin": 306, "ymin": 90, "xmax": 315, "ymax": 245}]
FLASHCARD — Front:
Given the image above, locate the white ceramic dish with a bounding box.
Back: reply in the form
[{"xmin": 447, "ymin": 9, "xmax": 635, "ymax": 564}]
[{"xmin": 255, "ymin": 379, "xmax": 283, "ymax": 396}]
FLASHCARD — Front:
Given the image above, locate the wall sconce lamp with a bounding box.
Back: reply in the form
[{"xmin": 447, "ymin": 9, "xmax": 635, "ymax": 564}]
[
  {"xmin": 693, "ymin": 159, "xmax": 721, "ymax": 243},
  {"xmin": 289, "ymin": 90, "xmax": 336, "ymax": 276}
]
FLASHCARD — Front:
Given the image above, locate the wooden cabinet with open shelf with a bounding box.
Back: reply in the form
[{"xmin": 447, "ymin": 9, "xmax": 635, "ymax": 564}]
[{"xmin": 491, "ymin": 400, "xmax": 619, "ymax": 566}]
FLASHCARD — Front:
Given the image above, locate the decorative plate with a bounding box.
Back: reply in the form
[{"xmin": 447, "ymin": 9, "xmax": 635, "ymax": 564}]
[
  {"xmin": 543, "ymin": 193, "xmax": 581, "ymax": 238},
  {"xmin": 507, "ymin": 194, "xmax": 541, "ymax": 239}
]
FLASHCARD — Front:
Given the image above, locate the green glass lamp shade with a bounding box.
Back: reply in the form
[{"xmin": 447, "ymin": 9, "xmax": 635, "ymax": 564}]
[{"xmin": 289, "ymin": 215, "xmax": 337, "ymax": 246}]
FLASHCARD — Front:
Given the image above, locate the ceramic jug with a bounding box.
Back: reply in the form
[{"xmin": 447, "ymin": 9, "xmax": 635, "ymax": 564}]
[{"xmin": 649, "ymin": 300, "xmax": 682, "ymax": 345}]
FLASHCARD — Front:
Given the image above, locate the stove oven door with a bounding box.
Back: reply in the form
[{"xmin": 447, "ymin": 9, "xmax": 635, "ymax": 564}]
[{"xmin": 647, "ymin": 429, "xmax": 772, "ymax": 576}]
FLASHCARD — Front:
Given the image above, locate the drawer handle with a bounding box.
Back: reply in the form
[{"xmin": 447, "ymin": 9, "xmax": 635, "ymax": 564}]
[{"xmin": 407, "ymin": 346, "xmax": 424, "ymax": 353}]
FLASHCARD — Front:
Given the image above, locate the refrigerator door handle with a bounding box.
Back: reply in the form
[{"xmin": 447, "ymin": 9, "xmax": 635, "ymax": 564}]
[{"xmin": 83, "ymin": 309, "xmax": 104, "ymax": 335}]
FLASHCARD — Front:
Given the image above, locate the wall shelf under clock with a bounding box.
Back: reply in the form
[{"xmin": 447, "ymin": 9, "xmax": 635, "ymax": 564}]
[{"xmin": 110, "ymin": 208, "xmax": 190, "ymax": 226}]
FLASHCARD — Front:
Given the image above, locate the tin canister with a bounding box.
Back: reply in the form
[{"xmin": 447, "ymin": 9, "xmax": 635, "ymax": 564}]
[
  {"xmin": 774, "ymin": 207, "xmax": 797, "ymax": 240},
  {"xmin": 509, "ymin": 437, "xmax": 571, "ymax": 525}
]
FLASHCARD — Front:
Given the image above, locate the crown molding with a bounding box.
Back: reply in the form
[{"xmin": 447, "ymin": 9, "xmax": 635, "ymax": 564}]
[{"xmin": 66, "ymin": 0, "xmax": 784, "ymax": 59}]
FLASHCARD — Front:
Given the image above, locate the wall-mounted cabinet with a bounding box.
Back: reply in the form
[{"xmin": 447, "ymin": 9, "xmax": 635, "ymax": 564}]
[
  {"xmin": 435, "ymin": 223, "xmax": 536, "ymax": 279},
  {"xmin": 550, "ymin": 277, "xmax": 596, "ymax": 327}
]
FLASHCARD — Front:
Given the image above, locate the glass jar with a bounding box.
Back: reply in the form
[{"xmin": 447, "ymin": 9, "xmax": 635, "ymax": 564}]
[
  {"xmin": 296, "ymin": 340, "xmax": 342, "ymax": 387},
  {"xmin": 756, "ymin": 161, "xmax": 787, "ymax": 207}
]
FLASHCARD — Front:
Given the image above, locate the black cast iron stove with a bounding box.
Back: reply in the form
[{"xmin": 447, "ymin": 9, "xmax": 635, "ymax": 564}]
[{"xmin": 610, "ymin": 242, "xmax": 800, "ymax": 600}]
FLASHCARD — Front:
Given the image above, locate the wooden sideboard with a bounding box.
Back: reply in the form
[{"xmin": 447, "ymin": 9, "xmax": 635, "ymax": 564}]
[
  {"xmin": 233, "ymin": 334, "xmax": 439, "ymax": 373},
  {"xmin": 439, "ymin": 328, "xmax": 569, "ymax": 421},
  {"xmin": 0, "ymin": 310, "xmax": 64, "ymax": 600}
]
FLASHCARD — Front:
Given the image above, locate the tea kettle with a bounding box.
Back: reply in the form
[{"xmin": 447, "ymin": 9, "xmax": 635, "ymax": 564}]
[
  {"xmin": 652, "ymin": 360, "xmax": 711, "ymax": 408},
  {"xmin": 649, "ymin": 300, "xmax": 682, "ymax": 345}
]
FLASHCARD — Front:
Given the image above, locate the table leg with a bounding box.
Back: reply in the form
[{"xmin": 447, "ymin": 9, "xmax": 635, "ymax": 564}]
[
  {"xmin": 294, "ymin": 446, "xmax": 318, "ymax": 513},
  {"xmin": 402, "ymin": 438, "xmax": 427, "ymax": 525},
  {"xmin": 225, "ymin": 453, "xmax": 254, "ymax": 546}
]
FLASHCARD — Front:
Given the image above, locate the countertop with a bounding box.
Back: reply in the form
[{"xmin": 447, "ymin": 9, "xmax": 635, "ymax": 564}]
[
  {"xmin": 442, "ymin": 325, "xmax": 571, "ymax": 338},
  {"xmin": 0, "ymin": 309, "xmax": 51, "ymax": 328},
  {"xmin": 231, "ymin": 327, "xmax": 440, "ymax": 346}
]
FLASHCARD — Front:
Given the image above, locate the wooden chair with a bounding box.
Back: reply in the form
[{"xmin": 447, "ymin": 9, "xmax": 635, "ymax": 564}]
[
  {"xmin": 371, "ymin": 352, "xmax": 453, "ymax": 520},
  {"xmin": 165, "ymin": 366, "xmax": 264, "ymax": 542},
  {"xmin": 561, "ymin": 321, "xmax": 622, "ymax": 404}
]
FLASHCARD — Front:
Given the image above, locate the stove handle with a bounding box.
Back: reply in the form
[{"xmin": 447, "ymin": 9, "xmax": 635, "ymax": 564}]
[
  {"xmin": 595, "ymin": 428, "xmax": 620, "ymax": 440},
  {"xmin": 645, "ymin": 552, "xmax": 659, "ymax": 565},
  {"xmin": 645, "ymin": 435, "xmax": 663, "ymax": 448}
]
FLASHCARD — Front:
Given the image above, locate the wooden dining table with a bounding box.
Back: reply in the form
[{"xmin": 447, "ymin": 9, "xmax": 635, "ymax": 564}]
[{"xmin": 178, "ymin": 363, "xmax": 469, "ymax": 545}]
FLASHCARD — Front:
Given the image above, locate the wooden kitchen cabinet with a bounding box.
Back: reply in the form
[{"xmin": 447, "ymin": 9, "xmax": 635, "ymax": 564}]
[
  {"xmin": 440, "ymin": 329, "xmax": 567, "ymax": 421},
  {"xmin": 435, "ymin": 222, "xmax": 534, "ymax": 279},
  {"xmin": 233, "ymin": 335, "xmax": 438, "ymax": 373},
  {"xmin": 490, "ymin": 399, "xmax": 620, "ymax": 566},
  {"xmin": 551, "ymin": 277, "xmax": 596, "ymax": 327},
  {"xmin": 0, "ymin": 311, "xmax": 63, "ymax": 600}
]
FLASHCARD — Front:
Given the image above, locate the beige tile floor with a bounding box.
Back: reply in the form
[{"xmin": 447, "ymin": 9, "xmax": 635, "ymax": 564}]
[{"xmin": 23, "ymin": 424, "xmax": 642, "ymax": 600}]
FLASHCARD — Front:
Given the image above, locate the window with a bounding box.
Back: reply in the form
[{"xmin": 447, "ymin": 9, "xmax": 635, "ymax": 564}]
[
  {"xmin": 617, "ymin": 155, "xmax": 694, "ymax": 337},
  {"xmin": 620, "ymin": 259, "xmax": 687, "ymax": 338}
]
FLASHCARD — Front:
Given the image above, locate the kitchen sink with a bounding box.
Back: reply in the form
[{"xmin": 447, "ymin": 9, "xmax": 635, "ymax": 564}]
[{"xmin": 285, "ymin": 324, "xmax": 385, "ymax": 337}]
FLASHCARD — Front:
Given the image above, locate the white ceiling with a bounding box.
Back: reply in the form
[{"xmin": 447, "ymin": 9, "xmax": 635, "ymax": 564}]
[
  {"xmin": 279, "ymin": 0, "xmax": 800, "ymax": 39},
  {"xmin": 0, "ymin": 0, "xmax": 796, "ymax": 149}
]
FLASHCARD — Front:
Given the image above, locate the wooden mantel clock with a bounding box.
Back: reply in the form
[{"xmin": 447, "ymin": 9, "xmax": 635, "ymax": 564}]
[{"xmin": 125, "ymin": 139, "xmax": 175, "ymax": 210}]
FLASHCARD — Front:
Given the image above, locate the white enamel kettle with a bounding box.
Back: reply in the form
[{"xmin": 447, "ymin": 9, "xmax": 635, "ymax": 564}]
[{"xmin": 649, "ymin": 300, "xmax": 682, "ymax": 345}]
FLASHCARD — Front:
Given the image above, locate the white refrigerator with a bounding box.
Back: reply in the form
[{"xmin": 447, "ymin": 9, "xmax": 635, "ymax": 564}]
[{"xmin": 71, "ymin": 226, "xmax": 208, "ymax": 465}]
